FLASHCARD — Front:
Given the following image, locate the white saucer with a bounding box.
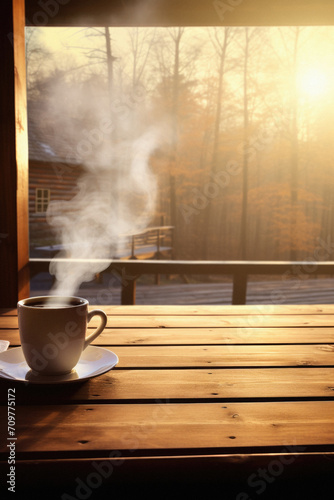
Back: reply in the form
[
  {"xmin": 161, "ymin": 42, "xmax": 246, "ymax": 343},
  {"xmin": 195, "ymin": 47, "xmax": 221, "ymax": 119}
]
[{"xmin": 0, "ymin": 346, "xmax": 118, "ymax": 384}]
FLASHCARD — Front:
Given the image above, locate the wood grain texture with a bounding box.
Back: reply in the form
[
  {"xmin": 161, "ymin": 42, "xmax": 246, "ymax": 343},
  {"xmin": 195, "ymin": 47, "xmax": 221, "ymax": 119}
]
[
  {"xmin": 2, "ymin": 368, "xmax": 334, "ymax": 404},
  {"xmin": 2, "ymin": 335, "xmax": 334, "ymax": 367},
  {"xmin": 93, "ymin": 304, "xmax": 334, "ymax": 316},
  {"xmin": 13, "ymin": 0, "xmax": 29, "ymax": 302},
  {"xmin": 107, "ymin": 344, "xmax": 334, "ymax": 368},
  {"xmin": 1, "ymin": 401, "xmax": 334, "ymax": 456},
  {"xmin": 0, "ymin": 2, "xmax": 18, "ymax": 307},
  {"xmin": 3, "ymin": 303, "xmax": 334, "ymax": 316},
  {"xmin": 0, "ymin": 0, "xmax": 29, "ymax": 307},
  {"xmin": 1, "ymin": 304, "xmax": 334, "ymax": 495},
  {"xmin": 4, "ymin": 327, "xmax": 334, "ymax": 346},
  {"xmin": 2, "ymin": 311, "xmax": 331, "ymax": 329}
]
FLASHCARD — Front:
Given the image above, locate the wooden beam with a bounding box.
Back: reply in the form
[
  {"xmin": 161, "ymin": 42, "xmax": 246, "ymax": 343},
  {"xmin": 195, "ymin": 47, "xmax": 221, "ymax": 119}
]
[
  {"xmin": 29, "ymin": 258, "xmax": 334, "ymax": 305},
  {"xmin": 24, "ymin": 0, "xmax": 334, "ymax": 27},
  {"xmin": 30, "ymin": 258, "xmax": 334, "ymax": 275},
  {"xmin": 0, "ymin": 0, "xmax": 29, "ymax": 307}
]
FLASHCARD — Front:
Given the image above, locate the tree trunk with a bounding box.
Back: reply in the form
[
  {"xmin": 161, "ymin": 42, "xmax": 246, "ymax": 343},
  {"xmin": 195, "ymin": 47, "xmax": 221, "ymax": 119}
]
[
  {"xmin": 203, "ymin": 28, "xmax": 230, "ymax": 259},
  {"xmin": 290, "ymin": 27, "xmax": 300, "ymax": 261},
  {"xmin": 240, "ymin": 27, "xmax": 250, "ymax": 260},
  {"xmin": 105, "ymin": 27, "xmax": 114, "ymax": 108},
  {"xmin": 169, "ymin": 28, "xmax": 183, "ymax": 258}
]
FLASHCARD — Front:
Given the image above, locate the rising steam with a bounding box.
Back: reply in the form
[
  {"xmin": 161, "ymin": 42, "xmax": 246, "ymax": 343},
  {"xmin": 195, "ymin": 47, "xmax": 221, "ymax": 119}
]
[{"xmin": 46, "ymin": 83, "xmax": 164, "ymax": 299}]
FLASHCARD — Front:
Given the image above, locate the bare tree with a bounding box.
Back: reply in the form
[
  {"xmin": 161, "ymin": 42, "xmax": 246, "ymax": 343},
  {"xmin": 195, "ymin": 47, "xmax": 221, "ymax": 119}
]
[
  {"xmin": 26, "ymin": 27, "xmax": 53, "ymax": 100},
  {"xmin": 152, "ymin": 28, "xmax": 204, "ymax": 256},
  {"xmin": 127, "ymin": 27, "xmax": 156, "ymax": 89},
  {"xmin": 240, "ymin": 27, "xmax": 250, "ymax": 260},
  {"xmin": 236, "ymin": 27, "xmax": 270, "ymax": 260},
  {"xmin": 202, "ymin": 27, "xmax": 233, "ymax": 259}
]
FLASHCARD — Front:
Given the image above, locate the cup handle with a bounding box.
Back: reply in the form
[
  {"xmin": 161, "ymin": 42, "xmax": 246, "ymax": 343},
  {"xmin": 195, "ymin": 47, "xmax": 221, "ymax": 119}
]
[{"xmin": 84, "ymin": 309, "xmax": 108, "ymax": 350}]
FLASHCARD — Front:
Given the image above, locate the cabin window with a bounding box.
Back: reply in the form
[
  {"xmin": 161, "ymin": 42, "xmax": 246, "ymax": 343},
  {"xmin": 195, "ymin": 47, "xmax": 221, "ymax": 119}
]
[{"xmin": 35, "ymin": 188, "xmax": 50, "ymax": 213}]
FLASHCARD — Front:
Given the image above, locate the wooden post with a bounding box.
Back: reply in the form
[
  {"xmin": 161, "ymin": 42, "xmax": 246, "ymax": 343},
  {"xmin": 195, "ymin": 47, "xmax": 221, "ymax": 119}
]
[
  {"xmin": 157, "ymin": 228, "xmax": 161, "ymax": 254},
  {"xmin": 0, "ymin": 0, "xmax": 29, "ymax": 307},
  {"xmin": 232, "ymin": 273, "xmax": 248, "ymax": 305},
  {"xmin": 131, "ymin": 235, "xmax": 136, "ymax": 259},
  {"xmin": 155, "ymin": 228, "xmax": 161, "ymax": 285},
  {"xmin": 121, "ymin": 277, "xmax": 136, "ymax": 305}
]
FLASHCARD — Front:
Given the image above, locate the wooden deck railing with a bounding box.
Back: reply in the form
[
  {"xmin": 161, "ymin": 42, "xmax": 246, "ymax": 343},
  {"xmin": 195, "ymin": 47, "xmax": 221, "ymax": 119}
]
[
  {"xmin": 29, "ymin": 259, "xmax": 334, "ymax": 305},
  {"xmin": 123, "ymin": 226, "xmax": 174, "ymax": 259},
  {"xmin": 33, "ymin": 226, "xmax": 174, "ymax": 260}
]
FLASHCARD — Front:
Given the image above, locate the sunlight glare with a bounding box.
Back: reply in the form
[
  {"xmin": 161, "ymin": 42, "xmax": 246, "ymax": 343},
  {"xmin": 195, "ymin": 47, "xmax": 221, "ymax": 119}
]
[{"xmin": 297, "ymin": 67, "xmax": 328, "ymax": 99}]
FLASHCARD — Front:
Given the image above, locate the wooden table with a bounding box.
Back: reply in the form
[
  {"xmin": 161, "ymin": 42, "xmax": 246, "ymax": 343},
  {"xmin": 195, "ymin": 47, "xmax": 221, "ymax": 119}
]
[{"xmin": 1, "ymin": 304, "xmax": 334, "ymax": 499}]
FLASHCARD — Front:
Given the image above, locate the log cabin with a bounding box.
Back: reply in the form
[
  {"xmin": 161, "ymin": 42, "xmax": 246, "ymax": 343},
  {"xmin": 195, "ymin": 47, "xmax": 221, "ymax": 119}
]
[{"xmin": 28, "ymin": 110, "xmax": 83, "ymax": 253}]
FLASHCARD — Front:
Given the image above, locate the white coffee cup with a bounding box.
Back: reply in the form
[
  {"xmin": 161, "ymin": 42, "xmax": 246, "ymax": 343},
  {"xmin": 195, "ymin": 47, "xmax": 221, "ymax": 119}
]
[{"xmin": 17, "ymin": 296, "xmax": 107, "ymax": 376}]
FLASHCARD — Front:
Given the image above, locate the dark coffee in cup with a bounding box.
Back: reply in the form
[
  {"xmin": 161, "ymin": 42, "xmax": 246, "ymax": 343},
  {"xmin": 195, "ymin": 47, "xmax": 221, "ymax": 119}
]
[
  {"xmin": 29, "ymin": 303, "xmax": 73, "ymax": 308},
  {"xmin": 17, "ymin": 296, "xmax": 107, "ymax": 375}
]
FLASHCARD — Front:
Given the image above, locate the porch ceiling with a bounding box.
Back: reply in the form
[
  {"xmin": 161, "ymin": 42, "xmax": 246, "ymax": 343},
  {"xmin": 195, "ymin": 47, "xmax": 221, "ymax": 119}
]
[{"xmin": 24, "ymin": 0, "xmax": 334, "ymax": 28}]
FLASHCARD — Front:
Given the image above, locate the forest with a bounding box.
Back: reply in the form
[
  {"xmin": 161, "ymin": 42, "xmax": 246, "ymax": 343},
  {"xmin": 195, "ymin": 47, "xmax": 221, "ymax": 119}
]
[{"xmin": 26, "ymin": 25, "xmax": 334, "ymax": 263}]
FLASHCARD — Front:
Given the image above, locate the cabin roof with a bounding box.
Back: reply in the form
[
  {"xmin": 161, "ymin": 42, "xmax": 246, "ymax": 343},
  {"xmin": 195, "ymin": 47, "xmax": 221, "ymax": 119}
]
[
  {"xmin": 28, "ymin": 118, "xmax": 59, "ymax": 163},
  {"xmin": 28, "ymin": 107, "xmax": 79, "ymax": 165}
]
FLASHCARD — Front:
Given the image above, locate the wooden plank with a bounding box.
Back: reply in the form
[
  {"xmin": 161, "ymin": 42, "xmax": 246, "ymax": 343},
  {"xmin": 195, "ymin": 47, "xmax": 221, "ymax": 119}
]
[
  {"xmin": 97, "ymin": 327, "xmax": 334, "ymax": 345},
  {"xmin": 1, "ymin": 401, "xmax": 334, "ymax": 455},
  {"xmin": 7, "ymin": 299, "xmax": 334, "ymax": 316},
  {"xmin": 91, "ymin": 366, "xmax": 334, "ymax": 400},
  {"xmin": 97, "ymin": 304, "xmax": 334, "ymax": 316},
  {"xmin": 0, "ymin": 309, "xmax": 16, "ymax": 316},
  {"xmin": 106, "ymin": 314, "xmax": 334, "ymax": 328},
  {"xmin": 3, "ymin": 368, "xmax": 334, "ymax": 403},
  {"xmin": 2, "ymin": 313, "xmax": 322, "ymax": 329},
  {"xmin": 110, "ymin": 345, "xmax": 334, "ymax": 368},
  {"xmin": 4, "ymin": 303, "xmax": 334, "ymax": 316},
  {"xmin": 4, "ymin": 327, "xmax": 334, "ymax": 346},
  {"xmin": 0, "ymin": 317, "xmax": 18, "ymax": 328},
  {"xmin": 67, "ymin": 314, "xmax": 334, "ymax": 328}
]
